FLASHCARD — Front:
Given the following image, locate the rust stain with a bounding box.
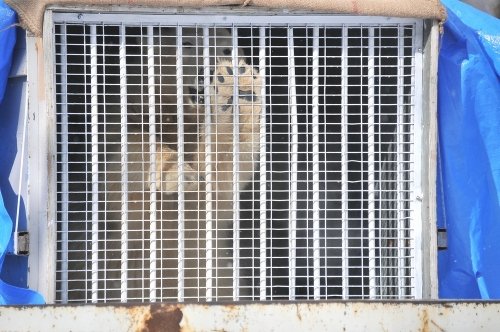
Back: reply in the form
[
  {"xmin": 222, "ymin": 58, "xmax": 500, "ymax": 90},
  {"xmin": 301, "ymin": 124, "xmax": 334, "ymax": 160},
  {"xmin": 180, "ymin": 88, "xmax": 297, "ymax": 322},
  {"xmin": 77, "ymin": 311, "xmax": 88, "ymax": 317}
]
[
  {"xmin": 223, "ymin": 303, "xmax": 245, "ymax": 324},
  {"xmin": 430, "ymin": 319, "xmax": 445, "ymax": 332},
  {"xmin": 295, "ymin": 304, "xmax": 302, "ymax": 321},
  {"xmin": 139, "ymin": 305, "xmax": 183, "ymax": 332},
  {"xmin": 420, "ymin": 309, "xmax": 429, "ymax": 332},
  {"xmin": 441, "ymin": 303, "xmax": 453, "ymax": 309},
  {"xmin": 124, "ymin": 305, "xmax": 150, "ymax": 323},
  {"xmin": 35, "ymin": 38, "xmax": 46, "ymax": 102}
]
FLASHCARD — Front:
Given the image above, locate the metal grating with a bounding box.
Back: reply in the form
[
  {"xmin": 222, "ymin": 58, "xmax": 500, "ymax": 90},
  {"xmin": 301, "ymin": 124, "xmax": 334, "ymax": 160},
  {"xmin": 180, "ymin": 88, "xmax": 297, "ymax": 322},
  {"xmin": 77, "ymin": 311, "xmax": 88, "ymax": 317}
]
[{"xmin": 52, "ymin": 13, "xmax": 423, "ymax": 303}]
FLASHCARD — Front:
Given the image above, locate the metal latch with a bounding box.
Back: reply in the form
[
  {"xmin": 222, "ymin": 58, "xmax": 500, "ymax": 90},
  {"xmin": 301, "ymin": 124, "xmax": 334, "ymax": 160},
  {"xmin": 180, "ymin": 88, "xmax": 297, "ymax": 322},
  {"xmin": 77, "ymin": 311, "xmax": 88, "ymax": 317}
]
[
  {"xmin": 16, "ymin": 232, "xmax": 30, "ymax": 256},
  {"xmin": 437, "ymin": 228, "xmax": 447, "ymax": 250}
]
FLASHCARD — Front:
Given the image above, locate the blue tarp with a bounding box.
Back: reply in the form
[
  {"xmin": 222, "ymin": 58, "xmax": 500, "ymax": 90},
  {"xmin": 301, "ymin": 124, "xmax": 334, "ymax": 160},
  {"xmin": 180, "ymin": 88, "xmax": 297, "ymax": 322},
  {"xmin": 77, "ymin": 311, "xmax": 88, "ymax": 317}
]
[
  {"xmin": 438, "ymin": 0, "xmax": 500, "ymax": 299},
  {"xmin": 0, "ymin": 0, "xmax": 44, "ymax": 305}
]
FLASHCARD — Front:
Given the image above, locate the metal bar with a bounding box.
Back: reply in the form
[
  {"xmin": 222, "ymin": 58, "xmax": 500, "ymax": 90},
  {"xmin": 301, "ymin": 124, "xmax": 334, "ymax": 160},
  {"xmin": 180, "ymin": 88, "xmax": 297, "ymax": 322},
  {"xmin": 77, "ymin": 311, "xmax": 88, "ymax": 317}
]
[
  {"xmin": 367, "ymin": 27, "xmax": 377, "ymax": 299},
  {"xmin": 176, "ymin": 25, "xmax": 185, "ymax": 302},
  {"xmin": 50, "ymin": 17, "xmax": 426, "ymax": 302},
  {"xmin": 321, "ymin": 28, "xmax": 328, "ymax": 294},
  {"xmin": 203, "ymin": 26, "xmax": 214, "ymax": 302},
  {"xmin": 287, "ymin": 26, "xmax": 298, "ymax": 301},
  {"xmin": 147, "ymin": 26, "xmax": 158, "ymax": 302},
  {"xmin": 59, "ymin": 23, "xmax": 69, "ymax": 304},
  {"xmin": 14, "ymin": 84, "xmax": 29, "ymax": 257},
  {"xmin": 4, "ymin": 302, "xmax": 500, "ymax": 331},
  {"xmin": 340, "ymin": 24, "xmax": 349, "ymax": 299},
  {"xmin": 376, "ymin": 29, "xmax": 389, "ymax": 298},
  {"xmin": 232, "ymin": 27, "xmax": 241, "ymax": 301},
  {"xmin": 89, "ymin": 24, "xmax": 99, "ymax": 304},
  {"xmin": 396, "ymin": 24, "xmax": 405, "ymax": 299},
  {"xmin": 53, "ymin": 12, "xmax": 421, "ymax": 26},
  {"xmin": 119, "ymin": 24, "xmax": 129, "ymax": 303},
  {"xmin": 311, "ymin": 26, "xmax": 321, "ymax": 300},
  {"xmin": 258, "ymin": 26, "xmax": 267, "ymax": 301},
  {"xmin": 412, "ymin": 20, "xmax": 425, "ymax": 299}
]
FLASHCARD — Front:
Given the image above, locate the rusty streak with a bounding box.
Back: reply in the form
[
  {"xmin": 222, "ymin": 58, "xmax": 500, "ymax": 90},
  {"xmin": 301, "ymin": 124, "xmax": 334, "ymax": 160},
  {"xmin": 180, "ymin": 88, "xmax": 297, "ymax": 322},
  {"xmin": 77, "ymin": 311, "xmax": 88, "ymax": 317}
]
[{"xmin": 142, "ymin": 305, "xmax": 183, "ymax": 332}]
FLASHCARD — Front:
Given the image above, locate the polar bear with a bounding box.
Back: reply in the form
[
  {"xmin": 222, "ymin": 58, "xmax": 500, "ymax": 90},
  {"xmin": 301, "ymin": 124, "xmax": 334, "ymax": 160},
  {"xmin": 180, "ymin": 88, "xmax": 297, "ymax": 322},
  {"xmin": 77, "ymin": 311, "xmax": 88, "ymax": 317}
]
[{"xmin": 104, "ymin": 55, "xmax": 262, "ymax": 301}]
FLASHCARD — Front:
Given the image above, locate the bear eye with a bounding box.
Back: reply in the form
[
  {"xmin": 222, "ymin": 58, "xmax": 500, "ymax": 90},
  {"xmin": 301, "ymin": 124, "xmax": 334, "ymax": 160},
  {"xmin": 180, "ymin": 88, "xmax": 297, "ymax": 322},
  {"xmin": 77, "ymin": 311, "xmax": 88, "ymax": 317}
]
[
  {"xmin": 183, "ymin": 41, "xmax": 193, "ymax": 47},
  {"xmin": 223, "ymin": 48, "xmax": 231, "ymax": 56}
]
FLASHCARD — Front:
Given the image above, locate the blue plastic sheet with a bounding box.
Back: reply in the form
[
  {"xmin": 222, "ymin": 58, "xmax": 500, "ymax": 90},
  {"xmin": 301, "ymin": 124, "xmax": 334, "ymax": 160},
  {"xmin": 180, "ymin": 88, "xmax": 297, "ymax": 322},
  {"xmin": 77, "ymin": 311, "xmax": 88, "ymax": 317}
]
[
  {"xmin": 0, "ymin": 0, "xmax": 15, "ymax": 104},
  {"xmin": 0, "ymin": 0, "xmax": 44, "ymax": 305},
  {"xmin": 1, "ymin": 192, "xmax": 44, "ymax": 305},
  {"xmin": 438, "ymin": 0, "xmax": 500, "ymax": 299}
]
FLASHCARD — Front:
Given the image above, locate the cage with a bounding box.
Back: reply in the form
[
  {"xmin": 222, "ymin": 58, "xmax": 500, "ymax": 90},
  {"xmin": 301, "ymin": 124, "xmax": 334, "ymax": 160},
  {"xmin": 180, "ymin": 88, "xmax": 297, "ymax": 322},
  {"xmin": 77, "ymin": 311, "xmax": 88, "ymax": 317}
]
[{"xmin": 25, "ymin": 7, "xmax": 439, "ymax": 304}]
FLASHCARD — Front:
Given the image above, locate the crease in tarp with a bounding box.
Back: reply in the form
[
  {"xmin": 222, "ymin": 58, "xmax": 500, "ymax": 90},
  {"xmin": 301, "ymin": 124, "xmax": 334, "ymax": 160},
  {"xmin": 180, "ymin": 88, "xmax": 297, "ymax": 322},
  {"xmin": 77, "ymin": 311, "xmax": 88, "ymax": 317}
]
[
  {"xmin": 5, "ymin": 0, "xmax": 446, "ymax": 37},
  {"xmin": 0, "ymin": 0, "xmax": 45, "ymax": 305},
  {"xmin": 438, "ymin": 0, "xmax": 500, "ymax": 299}
]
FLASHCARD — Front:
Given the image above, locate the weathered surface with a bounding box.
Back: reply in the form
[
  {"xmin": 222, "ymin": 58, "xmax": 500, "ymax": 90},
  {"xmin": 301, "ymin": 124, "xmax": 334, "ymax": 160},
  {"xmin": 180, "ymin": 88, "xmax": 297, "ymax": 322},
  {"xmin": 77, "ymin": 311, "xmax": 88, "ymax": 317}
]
[
  {"xmin": 5, "ymin": 0, "xmax": 446, "ymax": 37},
  {"xmin": 1, "ymin": 302, "xmax": 500, "ymax": 332}
]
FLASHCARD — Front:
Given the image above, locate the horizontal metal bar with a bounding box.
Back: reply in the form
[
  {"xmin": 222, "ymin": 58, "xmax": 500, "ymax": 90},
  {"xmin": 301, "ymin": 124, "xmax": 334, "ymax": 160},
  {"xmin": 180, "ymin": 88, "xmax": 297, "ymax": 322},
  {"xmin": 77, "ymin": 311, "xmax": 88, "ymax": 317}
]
[
  {"xmin": 2, "ymin": 302, "xmax": 500, "ymax": 332},
  {"xmin": 52, "ymin": 12, "xmax": 421, "ymax": 26}
]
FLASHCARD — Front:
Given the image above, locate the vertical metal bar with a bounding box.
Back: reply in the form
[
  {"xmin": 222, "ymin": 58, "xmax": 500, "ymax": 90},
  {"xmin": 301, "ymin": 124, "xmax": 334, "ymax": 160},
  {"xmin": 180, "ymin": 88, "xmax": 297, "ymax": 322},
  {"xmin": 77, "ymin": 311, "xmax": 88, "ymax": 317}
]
[
  {"xmin": 89, "ymin": 24, "xmax": 99, "ymax": 304},
  {"xmin": 119, "ymin": 24, "xmax": 129, "ymax": 303},
  {"xmin": 367, "ymin": 27, "xmax": 377, "ymax": 299},
  {"xmin": 258, "ymin": 26, "xmax": 267, "ymax": 301},
  {"xmin": 321, "ymin": 27, "xmax": 328, "ymax": 295},
  {"xmin": 14, "ymin": 77, "xmax": 29, "ymax": 257},
  {"xmin": 203, "ymin": 26, "xmax": 213, "ymax": 302},
  {"xmin": 340, "ymin": 25, "xmax": 349, "ymax": 300},
  {"xmin": 176, "ymin": 25, "xmax": 186, "ymax": 302},
  {"xmin": 147, "ymin": 26, "xmax": 158, "ymax": 302},
  {"xmin": 287, "ymin": 26, "xmax": 298, "ymax": 301},
  {"xmin": 311, "ymin": 26, "xmax": 321, "ymax": 300},
  {"xmin": 412, "ymin": 20, "xmax": 424, "ymax": 299},
  {"xmin": 396, "ymin": 24, "xmax": 405, "ymax": 299},
  {"xmin": 232, "ymin": 27, "xmax": 241, "ymax": 301},
  {"xmin": 59, "ymin": 23, "xmax": 69, "ymax": 304}
]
